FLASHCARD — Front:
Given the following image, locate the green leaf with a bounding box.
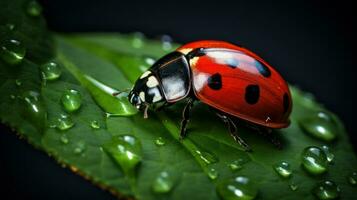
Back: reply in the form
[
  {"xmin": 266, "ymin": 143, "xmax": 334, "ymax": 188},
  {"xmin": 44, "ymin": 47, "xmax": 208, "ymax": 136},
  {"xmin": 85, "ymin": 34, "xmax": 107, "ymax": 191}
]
[{"xmin": 1, "ymin": 1, "xmax": 357, "ymax": 200}]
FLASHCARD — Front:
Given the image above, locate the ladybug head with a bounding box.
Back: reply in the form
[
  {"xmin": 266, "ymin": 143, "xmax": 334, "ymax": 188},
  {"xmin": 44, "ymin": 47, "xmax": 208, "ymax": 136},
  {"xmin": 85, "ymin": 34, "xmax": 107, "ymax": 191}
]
[{"xmin": 128, "ymin": 70, "xmax": 165, "ymax": 112}]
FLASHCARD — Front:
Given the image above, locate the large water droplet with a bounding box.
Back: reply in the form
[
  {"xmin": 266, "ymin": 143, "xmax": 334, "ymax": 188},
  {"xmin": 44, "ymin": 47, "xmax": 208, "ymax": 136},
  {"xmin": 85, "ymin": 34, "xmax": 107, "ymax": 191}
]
[
  {"xmin": 0, "ymin": 39, "xmax": 26, "ymax": 65},
  {"xmin": 152, "ymin": 171, "xmax": 174, "ymax": 194},
  {"xmin": 74, "ymin": 141, "xmax": 86, "ymax": 154},
  {"xmin": 321, "ymin": 145, "xmax": 334, "ymax": 163},
  {"xmin": 217, "ymin": 176, "xmax": 258, "ymax": 200},
  {"xmin": 348, "ymin": 171, "xmax": 357, "ymax": 185},
  {"xmin": 208, "ymin": 167, "xmax": 219, "ymax": 180},
  {"xmin": 82, "ymin": 75, "xmax": 137, "ymax": 116},
  {"xmin": 90, "ymin": 120, "xmax": 100, "ymax": 129},
  {"xmin": 55, "ymin": 114, "xmax": 75, "ymax": 131},
  {"xmin": 41, "ymin": 61, "xmax": 62, "ymax": 81},
  {"xmin": 21, "ymin": 91, "xmax": 46, "ymax": 130},
  {"xmin": 313, "ymin": 180, "xmax": 340, "ymax": 200},
  {"xmin": 273, "ymin": 161, "xmax": 292, "ymax": 178},
  {"xmin": 195, "ymin": 149, "xmax": 218, "ymax": 165},
  {"xmin": 61, "ymin": 89, "xmax": 82, "ymax": 112},
  {"xmin": 301, "ymin": 146, "xmax": 328, "ymax": 175},
  {"xmin": 229, "ymin": 159, "xmax": 246, "ymax": 171},
  {"xmin": 26, "ymin": 0, "xmax": 42, "ymax": 17},
  {"xmin": 131, "ymin": 32, "xmax": 145, "ymax": 48},
  {"xmin": 299, "ymin": 111, "xmax": 338, "ymax": 142},
  {"xmin": 103, "ymin": 135, "xmax": 142, "ymax": 175},
  {"xmin": 155, "ymin": 137, "xmax": 165, "ymax": 146}
]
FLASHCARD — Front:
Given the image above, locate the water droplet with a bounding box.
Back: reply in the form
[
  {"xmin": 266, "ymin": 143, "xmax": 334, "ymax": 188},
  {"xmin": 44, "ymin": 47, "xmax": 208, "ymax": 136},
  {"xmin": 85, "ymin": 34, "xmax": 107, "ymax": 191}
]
[
  {"xmin": 41, "ymin": 61, "xmax": 61, "ymax": 81},
  {"xmin": 10, "ymin": 94, "xmax": 16, "ymax": 99},
  {"xmin": 60, "ymin": 135, "xmax": 69, "ymax": 144},
  {"xmin": 299, "ymin": 111, "xmax": 338, "ymax": 142},
  {"xmin": 145, "ymin": 57, "xmax": 155, "ymax": 65},
  {"xmin": 217, "ymin": 176, "xmax": 258, "ymax": 200},
  {"xmin": 131, "ymin": 32, "xmax": 145, "ymax": 48},
  {"xmin": 273, "ymin": 161, "xmax": 292, "ymax": 178},
  {"xmin": 74, "ymin": 141, "xmax": 86, "ymax": 154},
  {"xmin": 15, "ymin": 79, "xmax": 22, "ymax": 86},
  {"xmin": 21, "ymin": 91, "xmax": 46, "ymax": 130},
  {"xmin": 82, "ymin": 75, "xmax": 137, "ymax": 116},
  {"xmin": 103, "ymin": 135, "xmax": 142, "ymax": 175},
  {"xmin": 321, "ymin": 145, "xmax": 334, "ymax": 163},
  {"xmin": 155, "ymin": 137, "xmax": 165, "ymax": 146},
  {"xmin": 55, "ymin": 114, "xmax": 74, "ymax": 131},
  {"xmin": 313, "ymin": 180, "xmax": 340, "ymax": 200},
  {"xmin": 161, "ymin": 35, "xmax": 173, "ymax": 51},
  {"xmin": 195, "ymin": 149, "xmax": 218, "ymax": 165},
  {"xmin": 289, "ymin": 183, "xmax": 299, "ymax": 191},
  {"xmin": 0, "ymin": 39, "xmax": 26, "ymax": 65},
  {"xmin": 90, "ymin": 120, "xmax": 100, "ymax": 129},
  {"xmin": 26, "ymin": 0, "xmax": 42, "ymax": 17},
  {"xmin": 152, "ymin": 171, "xmax": 174, "ymax": 193},
  {"xmin": 5, "ymin": 23, "xmax": 15, "ymax": 31},
  {"xmin": 229, "ymin": 159, "xmax": 246, "ymax": 171},
  {"xmin": 208, "ymin": 167, "xmax": 219, "ymax": 180},
  {"xmin": 301, "ymin": 146, "xmax": 328, "ymax": 175},
  {"xmin": 61, "ymin": 89, "xmax": 82, "ymax": 112},
  {"xmin": 348, "ymin": 171, "xmax": 357, "ymax": 185}
]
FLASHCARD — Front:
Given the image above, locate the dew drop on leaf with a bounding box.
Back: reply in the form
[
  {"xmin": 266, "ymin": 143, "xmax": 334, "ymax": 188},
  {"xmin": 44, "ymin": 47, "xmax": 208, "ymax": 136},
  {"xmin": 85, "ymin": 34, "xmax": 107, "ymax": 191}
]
[
  {"xmin": 207, "ymin": 167, "xmax": 219, "ymax": 180},
  {"xmin": 90, "ymin": 120, "xmax": 100, "ymax": 129},
  {"xmin": 273, "ymin": 161, "xmax": 292, "ymax": 178},
  {"xmin": 289, "ymin": 182, "xmax": 298, "ymax": 191},
  {"xmin": 103, "ymin": 135, "xmax": 142, "ymax": 175},
  {"xmin": 348, "ymin": 171, "xmax": 357, "ymax": 185},
  {"xmin": 152, "ymin": 171, "xmax": 174, "ymax": 194},
  {"xmin": 195, "ymin": 149, "xmax": 218, "ymax": 165},
  {"xmin": 15, "ymin": 79, "xmax": 22, "ymax": 86},
  {"xmin": 299, "ymin": 111, "xmax": 338, "ymax": 142},
  {"xmin": 5, "ymin": 23, "xmax": 15, "ymax": 31},
  {"xmin": 55, "ymin": 114, "xmax": 75, "ymax": 131},
  {"xmin": 301, "ymin": 146, "xmax": 328, "ymax": 175},
  {"xmin": 21, "ymin": 90, "xmax": 46, "ymax": 130},
  {"xmin": 313, "ymin": 180, "xmax": 340, "ymax": 200},
  {"xmin": 216, "ymin": 176, "xmax": 258, "ymax": 200},
  {"xmin": 154, "ymin": 137, "xmax": 165, "ymax": 146},
  {"xmin": 0, "ymin": 39, "xmax": 26, "ymax": 65},
  {"xmin": 160, "ymin": 34, "xmax": 173, "ymax": 51},
  {"xmin": 321, "ymin": 145, "xmax": 334, "ymax": 163},
  {"xmin": 229, "ymin": 158, "xmax": 246, "ymax": 171},
  {"xmin": 41, "ymin": 61, "xmax": 62, "ymax": 81},
  {"xmin": 26, "ymin": 0, "xmax": 42, "ymax": 17},
  {"xmin": 60, "ymin": 134, "xmax": 69, "ymax": 144},
  {"xmin": 74, "ymin": 141, "xmax": 86, "ymax": 154},
  {"xmin": 131, "ymin": 32, "xmax": 145, "ymax": 48},
  {"xmin": 61, "ymin": 89, "xmax": 82, "ymax": 112}
]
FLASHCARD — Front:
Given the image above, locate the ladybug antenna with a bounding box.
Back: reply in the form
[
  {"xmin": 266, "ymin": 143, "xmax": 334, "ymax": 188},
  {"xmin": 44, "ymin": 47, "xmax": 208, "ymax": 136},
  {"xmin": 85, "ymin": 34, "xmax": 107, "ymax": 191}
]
[{"xmin": 112, "ymin": 88, "xmax": 131, "ymax": 96}]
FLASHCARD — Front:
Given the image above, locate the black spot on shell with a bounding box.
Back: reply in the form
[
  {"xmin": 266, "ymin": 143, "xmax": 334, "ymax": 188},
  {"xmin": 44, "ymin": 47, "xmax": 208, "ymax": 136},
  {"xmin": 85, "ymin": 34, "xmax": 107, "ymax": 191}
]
[
  {"xmin": 283, "ymin": 93, "xmax": 289, "ymax": 113},
  {"xmin": 245, "ymin": 85, "xmax": 260, "ymax": 104},
  {"xmin": 225, "ymin": 58, "xmax": 239, "ymax": 69},
  {"xmin": 207, "ymin": 73, "xmax": 222, "ymax": 90},
  {"xmin": 256, "ymin": 61, "xmax": 271, "ymax": 77}
]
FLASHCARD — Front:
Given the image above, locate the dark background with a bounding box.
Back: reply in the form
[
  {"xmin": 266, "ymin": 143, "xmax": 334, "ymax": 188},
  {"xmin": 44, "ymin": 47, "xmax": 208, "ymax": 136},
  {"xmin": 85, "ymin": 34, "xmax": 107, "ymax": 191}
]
[{"xmin": 1, "ymin": 0, "xmax": 356, "ymax": 199}]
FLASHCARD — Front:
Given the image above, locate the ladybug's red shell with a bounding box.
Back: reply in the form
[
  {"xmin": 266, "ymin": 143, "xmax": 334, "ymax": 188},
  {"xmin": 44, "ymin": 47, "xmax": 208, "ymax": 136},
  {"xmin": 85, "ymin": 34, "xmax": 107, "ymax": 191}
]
[{"xmin": 177, "ymin": 41, "xmax": 292, "ymax": 128}]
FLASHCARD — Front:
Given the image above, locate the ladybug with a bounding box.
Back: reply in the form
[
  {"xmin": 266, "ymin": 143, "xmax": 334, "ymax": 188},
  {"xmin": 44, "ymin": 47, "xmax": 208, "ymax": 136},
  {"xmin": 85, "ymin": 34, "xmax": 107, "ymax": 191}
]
[{"xmin": 128, "ymin": 40, "xmax": 292, "ymax": 151}]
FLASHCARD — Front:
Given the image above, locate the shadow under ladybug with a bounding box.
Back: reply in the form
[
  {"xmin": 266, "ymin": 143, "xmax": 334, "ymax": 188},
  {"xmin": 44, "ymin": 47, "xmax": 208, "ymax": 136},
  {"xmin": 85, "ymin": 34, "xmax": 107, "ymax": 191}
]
[{"xmin": 125, "ymin": 40, "xmax": 293, "ymax": 151}]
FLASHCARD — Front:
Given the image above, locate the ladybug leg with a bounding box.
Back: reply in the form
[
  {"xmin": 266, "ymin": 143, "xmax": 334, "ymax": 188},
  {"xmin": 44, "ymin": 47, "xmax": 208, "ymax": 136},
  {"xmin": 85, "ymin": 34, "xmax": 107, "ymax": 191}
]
[
  {"xmin": 215, "ymin": 112, "xmax": 252, "ymax": 152},
  {"xmin": 179, "ymin": 98, "xmax": 195, "ymax": 140}
]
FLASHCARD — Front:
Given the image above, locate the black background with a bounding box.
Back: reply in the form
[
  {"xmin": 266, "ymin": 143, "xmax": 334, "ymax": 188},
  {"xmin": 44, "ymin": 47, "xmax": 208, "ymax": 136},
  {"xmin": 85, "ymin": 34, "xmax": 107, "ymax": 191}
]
[{"xmin": 1, "ymin": 0, "xmax": 356, "ymax": 199}]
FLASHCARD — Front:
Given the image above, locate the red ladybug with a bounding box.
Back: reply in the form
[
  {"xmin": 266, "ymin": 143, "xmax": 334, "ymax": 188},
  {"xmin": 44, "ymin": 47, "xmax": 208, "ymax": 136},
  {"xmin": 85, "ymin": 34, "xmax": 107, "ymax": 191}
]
[{"xmin": 128, "ymin": 40, "xmax": 292, "ymax": 151}]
